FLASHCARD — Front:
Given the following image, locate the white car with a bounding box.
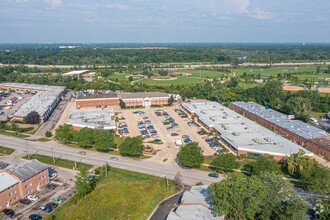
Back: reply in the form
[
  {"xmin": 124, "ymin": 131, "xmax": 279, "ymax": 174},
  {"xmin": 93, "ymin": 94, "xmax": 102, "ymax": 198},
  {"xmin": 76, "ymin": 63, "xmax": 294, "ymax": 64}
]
[{"xmin": 27, "ymin": 195, "xmax": 39, "ymax": 201}]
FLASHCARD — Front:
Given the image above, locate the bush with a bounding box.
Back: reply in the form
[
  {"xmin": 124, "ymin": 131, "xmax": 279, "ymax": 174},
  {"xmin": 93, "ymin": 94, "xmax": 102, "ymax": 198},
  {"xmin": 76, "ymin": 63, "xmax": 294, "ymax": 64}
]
[
  {"xmin": 118, "ymin": 136, "xmax": 144, "ymax": 157},
  {"xmin": 177, "ymin": 142, "xmax": 204, "ymax": 168},
  {"xmin": 26, "ymin": 111, "xmax": 40, "ymax": 124},
  {"xmin": 45, "ymin": 131, "xmax": 52, "ymax": 137},
  {"xmin": 211, "ymin": 153, "xmax": 239, "ymax": 172}
]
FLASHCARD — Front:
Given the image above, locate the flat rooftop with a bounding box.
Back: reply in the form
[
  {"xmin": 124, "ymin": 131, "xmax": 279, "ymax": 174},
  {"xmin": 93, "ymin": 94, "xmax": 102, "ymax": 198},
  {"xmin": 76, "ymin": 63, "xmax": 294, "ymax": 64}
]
[
  {"xmin": 14, "ymin": 90, "xmax": 62, "ymax": 118},
  {"xmin": 62, "ymin": 70, "xmax": 88, "ymax": 76},
  {"xmin": 231, "ymin": 101, "xmax": 326, "ymax": 140},
  {"xmin": 183, "ymin": 102, "xmax": 313, "ymax": 157},
  {"xmin": 0, "ymin": 172, "xmax": 19, "ymax": 193},
  {"xmin": 0, "ymin": 82, "xmax": 65, "ymax": 91},
  {"xmin": 119, "ymin": 92, "xmax": 169, "ymax": 99},
  {"xmin": 67, "ymin": 108, "xmax": 116, "ymax": 130},
  {"xmin": 76, "ymin": 93, "xmax": 118, "ymax": 100},
  {"xmin": 5, "ymin": 159, "xmax": 48, "ymax": 181},
  {"xmin": 309, "ymin": 136, "xmax": 330, "ymax": 151}
]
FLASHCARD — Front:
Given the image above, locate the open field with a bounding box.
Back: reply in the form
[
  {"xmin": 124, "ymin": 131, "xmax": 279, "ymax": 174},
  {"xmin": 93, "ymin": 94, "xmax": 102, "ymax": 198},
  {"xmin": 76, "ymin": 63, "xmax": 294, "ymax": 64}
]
[
  {"xmin": 237, "ymin": 82, "xmax": 261, "ymax": 89},
  {"xmin": 0, "ymin": 146, "xmax": 15, "ymax": 155},
  {"xmin": 170, "ymin": 69, "xmax": 225, "ymax": 78},
  {"xmin": 0, "ymin": 130, "xmax": 30, "ymax": 138},
  {"xmin": 140, "ymin": 77, "xmax": 203, "ymax": 85},
  {"xmin": 45, "ymin": 168, "xmax": 178, "ymax": 220},
  {"xmin": 22, "ymin": 154, "xmax": 93, "ymax": 170}
]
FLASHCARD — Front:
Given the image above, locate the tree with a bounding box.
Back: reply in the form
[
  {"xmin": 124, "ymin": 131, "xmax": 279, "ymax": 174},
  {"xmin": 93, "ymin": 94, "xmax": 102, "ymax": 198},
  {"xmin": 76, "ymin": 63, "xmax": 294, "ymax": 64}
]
[
  {"xmin": 94, "ymin": 132, "xmax": 116, "ymax": 152},
  {"xmin": 211, "ymin": 153, "xmax": 239, "ymax": 172},
  {"xmin": 26, "ymin": 111, "xmax": 40, "ymax": 124},
  {"xmin": 300, "ymin": 164, "xmax": 330, "ymax": 192},
  {"xmin": 209, "ymin": 173, "xmax": 267, "ymax": 219},
  {"xmin": 314, "ymin": 199, "xmax": 330, "ymax": 220},
  {"xmin": 45, "ymin": 131, "xmax": 52, "ymax": 137},
  {"xmin": 177, "ymin": 142, "xmax": 204, "ymax": 168},
  {"xmin": 244, "ymin": 155, "xmax": 281, "ymax": 176},
  {"xmin": 284, "ymin": 149, "xmax": 317, "ymax": 177},
  {"xmin": 168, "ymin": 95, "xmax": 174, "ymax": 105},
  {"xmin": 118, "ymin": 136, "xmax": 144, "ymax": 157},
  {"xmin": 257, "ymin": 172, "xmax": 310, "ymax": 220},
  {"xmin": 54, "ymin": 124, "xmax": 74, "ymax": 143},
  {"xmin": 74, "ymin": 127, "xmax": 96, "ymax": 148},
  {"xmin": 75, "ymin": 168, "xmax": 94, "ymax": 197}
]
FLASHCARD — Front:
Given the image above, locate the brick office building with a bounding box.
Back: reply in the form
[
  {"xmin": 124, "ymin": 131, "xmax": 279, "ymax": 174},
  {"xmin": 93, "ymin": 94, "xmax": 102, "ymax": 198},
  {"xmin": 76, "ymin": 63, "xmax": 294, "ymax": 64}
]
[
  {"xmin": 75, "ymin": 94, "xmax": 120, "ymax": 109},
  {"xmin": 229, "ymin": 101, "xmax": 328, "ymax": 159},
  {"xmin": 0, "ymin": 160, "xmax": 49, "ymax": 210},
  {"xmin": 119, "ymin": 92, "xmax": 169, "ymax": 108}
]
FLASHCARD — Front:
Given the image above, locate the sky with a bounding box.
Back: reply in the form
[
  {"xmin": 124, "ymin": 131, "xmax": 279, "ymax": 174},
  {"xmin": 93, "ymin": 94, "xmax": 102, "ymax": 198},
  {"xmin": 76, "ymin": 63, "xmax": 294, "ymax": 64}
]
[{"xmin": 0, "ymin": 0, "xmax": 329, "ymax": 43}]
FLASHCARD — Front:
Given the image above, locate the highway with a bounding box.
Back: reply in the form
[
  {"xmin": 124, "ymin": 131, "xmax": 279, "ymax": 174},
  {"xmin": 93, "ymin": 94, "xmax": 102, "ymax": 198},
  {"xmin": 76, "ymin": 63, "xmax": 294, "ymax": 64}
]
[{"xmin": 0, "ymin": 134, "xmax": 222, "ymax": 185}]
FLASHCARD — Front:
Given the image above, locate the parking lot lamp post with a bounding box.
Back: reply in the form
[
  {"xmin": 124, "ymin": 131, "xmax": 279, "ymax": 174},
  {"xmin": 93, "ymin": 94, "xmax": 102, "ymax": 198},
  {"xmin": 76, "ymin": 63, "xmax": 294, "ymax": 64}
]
[
  {"xmin": 26, "ymin": 142, "xmax": 30, "ymax": 159},
  {"xmin": 51, "ymin": 148, "xmax": 55, "ymax": 165}
]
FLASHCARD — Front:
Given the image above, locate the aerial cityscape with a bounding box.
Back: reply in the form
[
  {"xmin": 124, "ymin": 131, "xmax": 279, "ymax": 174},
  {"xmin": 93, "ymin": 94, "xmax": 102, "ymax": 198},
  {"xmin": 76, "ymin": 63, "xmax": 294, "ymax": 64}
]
[{"xmin": 0, "ymin": 0, "xmax": 329, "ymax": 220}]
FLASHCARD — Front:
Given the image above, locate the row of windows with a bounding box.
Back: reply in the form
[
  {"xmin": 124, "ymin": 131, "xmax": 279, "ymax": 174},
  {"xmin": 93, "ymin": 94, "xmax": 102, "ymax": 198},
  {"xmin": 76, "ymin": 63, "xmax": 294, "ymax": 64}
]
[
  {"xmin": 84, "ymin": 100, "xmax": 118, "ymax": 105},
  {"xmin": 8, "ymin": 190, "xmax": 17, "ymax": 196},
  {"xmin": 126, "ymin": 98, "xmax": 168, "ymax": 102}
]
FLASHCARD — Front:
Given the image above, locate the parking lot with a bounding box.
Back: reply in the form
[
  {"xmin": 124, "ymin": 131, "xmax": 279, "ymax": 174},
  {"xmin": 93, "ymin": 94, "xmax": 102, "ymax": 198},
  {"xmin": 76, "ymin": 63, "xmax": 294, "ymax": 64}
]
[
  {"xmin": 117, "ymin": 105, "xmax": 216, "ymax": 165},
  {"xmin": 0, "ymin": 92, "xmax": 34, "ymax": 122},
  {"xmin": 0, "ymin": 150, "xmax": 77, "ymax": 220}
]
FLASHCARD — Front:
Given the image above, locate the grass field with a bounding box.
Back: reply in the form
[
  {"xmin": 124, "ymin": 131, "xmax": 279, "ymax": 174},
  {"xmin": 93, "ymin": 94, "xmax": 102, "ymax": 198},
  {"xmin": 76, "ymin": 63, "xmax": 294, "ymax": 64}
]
[
  {"xmin": 45, "ymin": 168, "xmax": 178, "ymax": 220},
  {"xmin": 0, "ymin": 131, "xmax": 30, "ymax": 138},
  {"xmin": 140, "ymin": 77, "xmax": 203, "ymax": 85},
  {"xmin": 22, "ymin": 154, "xmax": 93, "ymax": 170},
  {"xmin": 36, "ymin": 138, "xmax": 51, "ymax": 142},
  {"xmin": 237, "ymin": 82, "xmax": 261, "ymax": 89},
  {"xmin": 0, "ymin": 146, "xmax": 15, "ymax": 155},
  {"xmin": 170, "ymin": 69, "xmax": 225, "ymax": 78}
]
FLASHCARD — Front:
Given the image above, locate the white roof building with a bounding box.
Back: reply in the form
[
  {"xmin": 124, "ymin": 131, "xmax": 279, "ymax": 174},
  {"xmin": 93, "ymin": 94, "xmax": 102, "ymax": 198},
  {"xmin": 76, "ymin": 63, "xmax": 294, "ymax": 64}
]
[{"xmin": 0, "ymin": 172, "xmax": 19, "ymax": 193}]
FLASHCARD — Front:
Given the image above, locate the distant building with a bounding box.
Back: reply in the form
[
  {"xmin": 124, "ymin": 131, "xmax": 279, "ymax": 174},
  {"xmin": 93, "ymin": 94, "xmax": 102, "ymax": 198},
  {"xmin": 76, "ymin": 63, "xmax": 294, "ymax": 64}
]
[
  {"xmin": 62, "ymin": 70, "xmax": 89, "ymax": 78},
  {"xmin": 167, "ymin": 185, "xmax": 223, "ymax": 220},
  {"xmin": 0, "ymin": 160, "xmax": 49, "ymax": 210},
  {"xmin": 75, "ymin": 93, "xmax": 119, "ymax": 109},
  {"xmin": 0, "ymin": 83, "xmax": 66, "ymax": 93},
  {"xmin": 67, "ymin": 108, "xmax": 116, "ymax": 131}
]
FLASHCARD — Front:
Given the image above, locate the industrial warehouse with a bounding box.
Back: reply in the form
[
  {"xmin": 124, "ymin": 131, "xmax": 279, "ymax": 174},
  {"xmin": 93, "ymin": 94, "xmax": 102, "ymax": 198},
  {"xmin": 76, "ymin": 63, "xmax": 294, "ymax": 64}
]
[
  {"xmin": 0, "ymin": 83, "xmax": 66, "ymax": 93},
  {"xmin": 182, "ymin": 102, "xmax": 313, "ymax": 161},
  {"xmin": 229, "ymin": 101, "xmax": 329, "ymax": 158},
  {"xmin": 66, "ymin": 108, "xmax": 116, "ymax": 131}
]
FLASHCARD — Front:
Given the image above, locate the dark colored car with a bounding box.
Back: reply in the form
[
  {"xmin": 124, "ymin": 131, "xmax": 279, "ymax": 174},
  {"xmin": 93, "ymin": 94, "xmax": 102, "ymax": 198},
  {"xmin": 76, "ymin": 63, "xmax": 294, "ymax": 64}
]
[
  {"xmin": 3, "ymin": 209, "xmax": 15, "ymax": 217},
  {"xmin": 0, "ymin": 162, "xmax": 9, "ymax": 169},
  {"xmin": 46, "ymin": 202, "xmax": 58, "ymax": 209},
  {"xmin": 133, "ymin": 111, "xmax": 139, "ymax": 114},
  {"xmin": 182, "ymin": 135, "xmax": 189, "ymax": 139},
  {"xmin": 208, "ymin": 173, "xmax": 219, "ymax": 178},
  {"xmin": 46, "ymin": 183, "xmax": 57, "ymax": 190},
  {"xmin": 171, "ymin": 133, "xmax": 179, "ymax": 136},
  {"xmin": 29, "ymin": 214, "xmax": 42, "ymax": 220},
  {"xmin": 184, "ymin": 138, "xmax": 192, "ymax": 144},
  {"xmin": 20, "ymin": 199, "xmax": 31, "ymax": 205}
]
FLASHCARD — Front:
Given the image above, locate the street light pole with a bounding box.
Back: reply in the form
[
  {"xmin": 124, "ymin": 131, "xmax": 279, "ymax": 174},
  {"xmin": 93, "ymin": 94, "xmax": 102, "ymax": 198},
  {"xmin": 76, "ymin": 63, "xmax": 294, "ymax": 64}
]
[
  {"xmin": 26, "ymin": 142, "xmax": 30, "ymax": 159},
  {"xmin": 51, "ymin": 148, "xmax": 55, "ymax": 165}
]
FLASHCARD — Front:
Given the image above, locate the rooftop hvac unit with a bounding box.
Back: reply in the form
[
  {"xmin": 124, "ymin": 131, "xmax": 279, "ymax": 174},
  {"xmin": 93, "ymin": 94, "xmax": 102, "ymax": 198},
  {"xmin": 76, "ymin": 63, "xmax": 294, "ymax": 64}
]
[
  {"xmin": 241, "ymin": 122, "xmax": 245, "ymax": 125},
  {"xmin": 264, "ymin": 137, "xmax": 272, "ymax": 142},
  {"xmin": 244, "ymin": 127, "xmax": 248, "ymax": 129},
  {"xmin": 237, "ymin": 116, "xmax": 240, "ymax": 118},
  {"xmin": 223, "ymin": 116, "xmax": 227, "ymax": 119}
]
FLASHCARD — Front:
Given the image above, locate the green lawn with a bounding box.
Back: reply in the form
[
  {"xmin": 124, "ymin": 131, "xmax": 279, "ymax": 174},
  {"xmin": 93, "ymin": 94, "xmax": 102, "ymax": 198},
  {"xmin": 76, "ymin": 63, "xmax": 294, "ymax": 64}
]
[
  {"xmin": 45, "ymin": 168, "xmax": 179, "ymax": 220},
  {"xmin": 140, "ymin": 77, "xmax": 203, "ymax": 85},
  {"xmin": 36, "ymin": 138, "xmax": 52, "ymax": 142},
  {"xmin": 0, "ymin": 131, "xmax": 30, "ymax": 138},
  {"xmin": 22, "ymin": 154, "xmax": 93, "ymax": 170},
  {"xmin": 170, "ymin": 69, "xmax": 225, "ymax": 78},
  {"xmin": 237, "ymin": 82, "xmax": 261, "ymax": 89},
  {"xmin": 0, "ymin": 146, "xmax": 15, "ymax": 155}
]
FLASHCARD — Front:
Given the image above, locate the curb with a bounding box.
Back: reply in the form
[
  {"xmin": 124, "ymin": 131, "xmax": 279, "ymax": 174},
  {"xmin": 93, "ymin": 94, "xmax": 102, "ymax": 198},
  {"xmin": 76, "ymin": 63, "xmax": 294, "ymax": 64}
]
[{"xmin": 147, "ymin": 184, "xmax": 185, "ymax": 220}]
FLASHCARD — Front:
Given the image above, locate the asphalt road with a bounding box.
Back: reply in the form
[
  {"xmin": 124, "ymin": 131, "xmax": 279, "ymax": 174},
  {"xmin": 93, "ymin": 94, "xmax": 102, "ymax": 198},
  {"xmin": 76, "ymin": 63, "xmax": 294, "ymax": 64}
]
[{"xmin": 0, "ymin": 135, "xmax": 223, "ymax": 186}]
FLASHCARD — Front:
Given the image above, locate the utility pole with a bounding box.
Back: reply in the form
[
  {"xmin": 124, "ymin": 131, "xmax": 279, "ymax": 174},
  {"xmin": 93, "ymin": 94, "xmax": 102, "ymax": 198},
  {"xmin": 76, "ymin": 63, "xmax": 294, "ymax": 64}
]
[
  {"xmin": 105, "ymin": 164, "xmax": 108, "ymax": 177},
  {"xmin": 26, "ymin": 142, "xmax": 30, "ymax": 159},
  {"xmin": 74, "ymin": 155, "xmax": 77, "ymax": 170},
  {"xmin": 51, "ymin": 148, "xmax": 55, "ymax": 165}
]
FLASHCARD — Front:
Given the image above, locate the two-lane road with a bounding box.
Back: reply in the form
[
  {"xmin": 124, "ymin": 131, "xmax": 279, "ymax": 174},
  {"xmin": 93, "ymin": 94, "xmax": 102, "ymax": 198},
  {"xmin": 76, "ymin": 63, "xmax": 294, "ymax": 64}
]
[{"xmin": 0, "ymin": 135, "xmax": 222, "ymax": 185}]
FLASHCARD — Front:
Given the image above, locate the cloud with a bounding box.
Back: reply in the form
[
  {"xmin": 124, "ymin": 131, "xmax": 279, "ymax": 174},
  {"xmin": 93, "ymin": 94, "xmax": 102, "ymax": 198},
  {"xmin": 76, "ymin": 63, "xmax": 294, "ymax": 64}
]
[
  {"xmin": 228, "ymin": 0, "xmax": 250, "ymax": 13},
  {"xmin": 43, "ymin": 0, "xmax": 62, "ymax": 7},
  {"xmin": 249, "ymin": 7, "xmax": 273, "ymax": 20},
  {"xmin": 103, "ymin": 2, "xmax": 129, "ymax": 10}
]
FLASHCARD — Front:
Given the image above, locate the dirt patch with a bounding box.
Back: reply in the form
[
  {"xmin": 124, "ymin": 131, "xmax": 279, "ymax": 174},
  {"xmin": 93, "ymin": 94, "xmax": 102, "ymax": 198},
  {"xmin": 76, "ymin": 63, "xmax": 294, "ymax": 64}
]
[
  {"xmin": 283, "ymin": 86, "xmax": 305, "ymax": 91},
  {"xmin": 125, "ymin": 74, "xmax": 144, "ymax": 78},
  {"xmin": 318, "ymin": 87, "xmax": 330, "ymax": 93},
  {"xmin": 172, "ymin": 72, "xmax": 192, "ymax": 76},
  {"xmin": 153, "ymin": 77, "xmax": 178, "ymax": 81}
]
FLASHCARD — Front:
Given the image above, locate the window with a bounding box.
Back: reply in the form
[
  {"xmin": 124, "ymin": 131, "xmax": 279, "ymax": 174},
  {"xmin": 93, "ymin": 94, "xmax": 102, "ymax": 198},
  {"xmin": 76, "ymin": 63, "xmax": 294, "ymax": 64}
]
[
  {"xmin": 26, "ymin": 191, "xmax": 29, "ymax": 195},
  {"xmin": 102, "ymin": 101, "xmax": 104, "ymax": 104},
  {"xmin": 43, "ymin": 175, "xmax": 45, "ymax": 178},
  {"xmin": 25, "ymin": 185, "xmax": 28, "ymax": 189},
  {"xmin": 29, "ymin": 183, "xmax": 32, "ymax": 187},
  {"xmin": 44, "ymin": 181, "xmax": 46, "ymax": 184},
  {"xmin": 39, "ymin": 177, "xmax": 42, "ymax": 180},
  {"xmin": 13, "ymin": 190, "xmax": 16, "ymax": 194},
  {"xmin": 14, "ymin": 197, "xmax": 17, "ymax": 200},
  {"xmin": 30, "ymin": 189, "xmax": 33, "ymax": 193},
  {"xmin": 84, "ymin": 102, "xmax": 86, "ymax": 104},
  {"xmin": 9, "ymin": 192, "xmax": 12, "ymax": 196},
  {"xmin": 247, "ymin": 152, "xmax": 261, "ymax": 157},
  {"xmin": 88, "ymin": 102, "xmax": 90, "ymax": 104}
]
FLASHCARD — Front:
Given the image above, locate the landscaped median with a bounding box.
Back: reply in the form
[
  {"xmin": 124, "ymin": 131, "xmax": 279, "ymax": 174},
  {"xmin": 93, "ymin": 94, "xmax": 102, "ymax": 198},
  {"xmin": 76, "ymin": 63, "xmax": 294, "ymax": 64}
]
[
  {"xmin": 0, "ymin": 146, "xmax": 15, "ymax": 155},
  {"xmin": 44, "ymin": 167, "xmax": 179, "ymax": 220},
  {"xmin": 22, "ymin": 154, "xmax": 93, "ymax": 170}
]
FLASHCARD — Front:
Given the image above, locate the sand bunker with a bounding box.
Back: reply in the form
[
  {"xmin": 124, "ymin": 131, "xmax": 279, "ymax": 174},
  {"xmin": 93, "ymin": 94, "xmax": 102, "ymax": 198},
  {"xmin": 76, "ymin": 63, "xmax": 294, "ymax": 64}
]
[
  {"xmin": 318, "ymin": 87, "xmax": 330, "ymax": 93},
  {"xmin": 172, "ymin": 72, "xmax": 192, "ymax": 76},
  {"xmin": 283, "ymin": 86, "xmax": 305, "ymax": 91}
]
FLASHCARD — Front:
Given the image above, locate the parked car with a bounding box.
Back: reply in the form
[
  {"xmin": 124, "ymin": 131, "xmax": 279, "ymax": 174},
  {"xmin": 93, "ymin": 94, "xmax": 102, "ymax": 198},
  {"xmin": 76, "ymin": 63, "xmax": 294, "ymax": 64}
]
[
  {"xmin": 46, "ymin": 183, "xmax": 57, "ymax": 190},
  {"xmin": 119, "ymin": 116, "xmax": 125, "ymax": 120},
  {"xmin": 167, "ymin": 127, "xmax": 174, "ymax": 131},
  {"xmin": 208, "ymin": 173, "xmax": 219, "ymax": 178},
  {"xmin": 20, "ymin": 199, "xmax": 31, "ymax": 205},
  {"xmin": 0, "ymin": 162, "xmax": 9, "ymax": 169},
  {"xmin": 163, "ymin": 121, "xmax": 170, "ymax": 125},
  {"xmin": 143, "ymin": 116, "xmax": 148, "ymax": 119},
  {"xmin": 187, "ymin": 122, "xmax": 195, "ymax": 126},
  {"xmin": 171, "ymin": 133, "xmax": 179, "ymax": 136},
  {"xmin": 172, "ymin": 123, "xmax": 179, "ymax": 128},
  {"xmin": 109, "ymin": 156, "xmax": 118, "ymax": 161},
  {"xmin": 151, "ymin": 133, "xmax": 159, "ymax": 138},
  {"xmin": 3, "ymin": 209, "xmax": 15, "ymax": 217},
  {"xmin": 29, "ymin": 214, "xmax": 42, "ymax": 220},
  {"xmin": 154, "ymin": 139, "xmax": 163, "ymax": 144},
  {"xmin": 122, "ymin": 133, "xmax": 129, "ymax": 137},
  {"xmin": 46, "ymin": 202, "xmax": 58, "ymax": 209},
  {"xmin": 184, "ymin": 138, "xmax": 192, "ymax": 144},
  {"xmin": 175, "ymin": 140, "xmax": 184, "ymax": 146},
  {"xmin": 149, "ymin": 129, "xmax": 157, "ymax": 134},
  {"xmin": 133, "ymin": 111, "xmax": 139, "ymax": 114},
  {"xmin": 52, "ymin": 198, "xmax": 63, "ymax": 204},
  {"xmin": 27, "ymin": 195, "xmax": 39, "ymax": 201},
  {"xmin": 182, "ymin": 135, "xmax": 189, "ymax": 139},
  {"xmin": 197, "ymin": 130, "xmax": 206, "ymax": 135}
]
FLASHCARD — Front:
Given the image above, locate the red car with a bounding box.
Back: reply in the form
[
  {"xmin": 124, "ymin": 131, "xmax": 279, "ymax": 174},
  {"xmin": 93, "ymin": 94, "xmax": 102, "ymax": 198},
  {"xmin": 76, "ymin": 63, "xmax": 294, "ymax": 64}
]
[{"xmin": 197, "ymin": 131, "xmax": 206, "ymax": 135}]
